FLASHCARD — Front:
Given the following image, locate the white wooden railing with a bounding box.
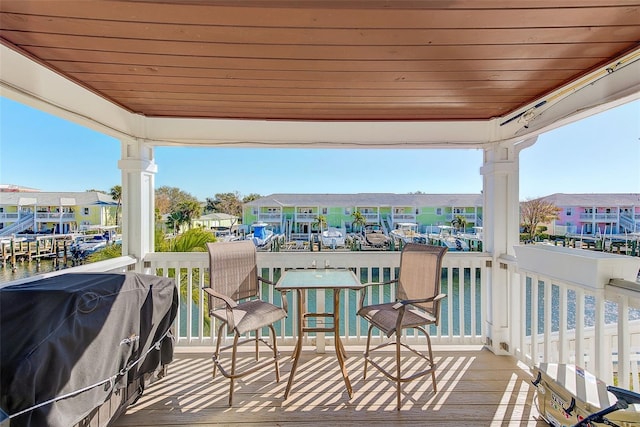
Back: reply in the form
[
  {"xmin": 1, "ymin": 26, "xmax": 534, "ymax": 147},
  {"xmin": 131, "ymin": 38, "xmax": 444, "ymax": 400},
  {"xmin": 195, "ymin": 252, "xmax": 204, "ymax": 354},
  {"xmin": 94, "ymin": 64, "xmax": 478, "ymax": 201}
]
[
  {"xmin": 5, "ymin": 243, "xmax": 638, "ymax": 391},
  {"xmin": 0, "ymin": 213, "xmax": 20, "ymax": 221},
  {"xmin": 257, "ymin": 213, "xmax": 282, "ymax": 222},
  {"xmin": 34, "ymin": 212, "xmax": 75, "ymax": 221},
  {"xmin": 510, "ymin": 244, "xmax": 640, "ymax": 390},
  {"xmin": 143, "ymin": 251, "xmax": 490, "ymax": 349}
]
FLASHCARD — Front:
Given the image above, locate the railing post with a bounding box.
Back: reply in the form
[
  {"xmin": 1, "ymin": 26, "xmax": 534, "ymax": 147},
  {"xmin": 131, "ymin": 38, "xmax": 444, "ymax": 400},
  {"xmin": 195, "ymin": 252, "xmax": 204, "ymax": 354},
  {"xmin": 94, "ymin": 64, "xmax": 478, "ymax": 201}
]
[
  {"xmin": 617, "ymin": 296, "xmax": 630, "ymax": 389},
  {"xmin": 575, "ymin": 288, "xmax": 585, "ymax": 368},
  {"xmin": 594, "ymin": 288, "xmax": 606, "ymax": 379}
]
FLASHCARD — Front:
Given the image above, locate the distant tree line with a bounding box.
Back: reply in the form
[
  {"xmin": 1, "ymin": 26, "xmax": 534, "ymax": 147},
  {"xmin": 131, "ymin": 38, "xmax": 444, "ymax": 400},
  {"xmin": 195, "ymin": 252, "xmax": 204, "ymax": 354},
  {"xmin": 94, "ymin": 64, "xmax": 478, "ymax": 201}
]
[{"xmin": 155, "ymin": 186, "xmax": 261, "ymax": 234}]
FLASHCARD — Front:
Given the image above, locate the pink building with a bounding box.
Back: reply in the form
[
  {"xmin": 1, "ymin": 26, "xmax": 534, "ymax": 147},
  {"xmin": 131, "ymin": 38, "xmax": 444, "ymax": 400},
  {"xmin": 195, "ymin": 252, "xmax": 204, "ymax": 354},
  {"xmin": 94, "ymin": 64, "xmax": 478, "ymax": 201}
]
[{"xmin": 539, "ymin": 193, "xmax": 640, "ymax": 235}]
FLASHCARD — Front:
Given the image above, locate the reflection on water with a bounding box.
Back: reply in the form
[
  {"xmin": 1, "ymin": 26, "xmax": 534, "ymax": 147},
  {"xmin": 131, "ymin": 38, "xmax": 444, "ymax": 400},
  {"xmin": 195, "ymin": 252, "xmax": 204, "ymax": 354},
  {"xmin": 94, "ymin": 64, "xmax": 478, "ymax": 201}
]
[
  {"xmin": 527, "ymin": 279, "xmax": 640, "ymax": 336},
  {"xmin": 0, "ymin": 259, "xmax": 67, "ymax": 284}
]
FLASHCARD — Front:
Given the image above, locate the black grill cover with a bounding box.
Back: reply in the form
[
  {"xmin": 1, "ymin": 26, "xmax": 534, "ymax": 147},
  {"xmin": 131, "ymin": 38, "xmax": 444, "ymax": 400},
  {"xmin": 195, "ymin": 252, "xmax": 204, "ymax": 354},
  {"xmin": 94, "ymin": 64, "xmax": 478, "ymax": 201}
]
[{"xmin": 0, "ymin": 272, "xmax": 178, "ymax": 427}]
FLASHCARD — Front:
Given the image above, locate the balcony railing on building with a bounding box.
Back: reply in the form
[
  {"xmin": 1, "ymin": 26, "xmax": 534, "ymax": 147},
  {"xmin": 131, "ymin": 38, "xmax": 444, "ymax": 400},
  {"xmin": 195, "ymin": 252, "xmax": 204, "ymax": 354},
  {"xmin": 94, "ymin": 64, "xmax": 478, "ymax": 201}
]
[
  {"xmin": 295, "ymin": 213, "xmax": 317, "ymax": 222},
  {"xmin": 392, "ymin": 214, "xmax": 416, "ymax": 222},
  {"xmin": 446, "ymin": 213, "xmax": 478, "ymax": 222},
  {"xmin": 257, "ymin": 213, "xmax": 282, "ymax": 222},
  {"xmin": 35, "ymin": 212, "xmax": 75, "ymax": 221},
  {"xmin": 362, "ymin": 213, "xmax": 380, "ymax": 222},
  {"xmin": 579, "ymin": 213, "xmax": 620, "ymax": 221}
]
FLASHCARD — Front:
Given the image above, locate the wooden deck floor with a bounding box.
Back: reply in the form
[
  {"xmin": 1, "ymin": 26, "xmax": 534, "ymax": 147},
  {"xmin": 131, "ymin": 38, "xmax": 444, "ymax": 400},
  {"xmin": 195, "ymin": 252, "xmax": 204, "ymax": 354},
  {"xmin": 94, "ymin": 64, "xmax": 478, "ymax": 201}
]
[{"xmin": 113, "ymin": 345, "xmax": 548, "ymax": 426}]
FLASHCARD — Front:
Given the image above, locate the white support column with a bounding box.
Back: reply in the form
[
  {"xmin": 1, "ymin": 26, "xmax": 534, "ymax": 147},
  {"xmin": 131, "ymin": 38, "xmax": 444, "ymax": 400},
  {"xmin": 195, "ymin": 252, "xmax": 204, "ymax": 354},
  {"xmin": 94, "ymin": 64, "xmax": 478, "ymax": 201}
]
[
  {"xmin": 480, "ymin": 139, "xmax": 532, "ymax": 355},
  {"xmin": 118, "ymin": 138, "xmax": 157, "ymax": 270}
]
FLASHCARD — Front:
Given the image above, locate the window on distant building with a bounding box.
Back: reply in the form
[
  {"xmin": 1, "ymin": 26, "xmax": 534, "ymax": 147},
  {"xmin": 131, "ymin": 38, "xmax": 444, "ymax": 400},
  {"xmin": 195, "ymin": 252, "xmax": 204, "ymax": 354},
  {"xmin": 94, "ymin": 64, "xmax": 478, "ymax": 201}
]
[
  {"xmin": 345, "ymin": 208, "xmax": 352, "ymax": 215},
  {"xmin": 436, "ymin": 208, "xmax": 442, "ymax": 215},
  {"xmin": 566, "ymin": 208, "xmax": 572, "ymax": 216},
  {"xmin": 252, "ymin": 208, "xmax": 258, "ymax": 215},
  {"xmin": 322, "ymin": 208, "xmax": 328, "ymax": 215},
  {"xmin": 83, "ymin": 208, "xmax": 89, "ymax": 215}
]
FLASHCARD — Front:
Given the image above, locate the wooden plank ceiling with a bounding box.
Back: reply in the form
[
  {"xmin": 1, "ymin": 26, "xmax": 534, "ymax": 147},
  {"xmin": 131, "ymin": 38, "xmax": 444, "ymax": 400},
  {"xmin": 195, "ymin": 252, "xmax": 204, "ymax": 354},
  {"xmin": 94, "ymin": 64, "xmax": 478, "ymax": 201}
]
[{"xmin": 1, "ymin": 0, "xmax": 639, "ymax": 121}]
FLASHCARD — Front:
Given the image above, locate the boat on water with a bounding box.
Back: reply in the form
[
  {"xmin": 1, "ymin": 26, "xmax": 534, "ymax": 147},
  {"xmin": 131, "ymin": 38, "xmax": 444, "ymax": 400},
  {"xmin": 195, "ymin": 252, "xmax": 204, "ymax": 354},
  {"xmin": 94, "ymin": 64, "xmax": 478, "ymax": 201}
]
[
  {"xmin": 364, "ymin": 224, "xmax": 390, "ymax": 248},
  {"xmin": 321, "ymin": 227, "xmax": 346, "ymax": 248},
  {"xmin": 69, "ymin": 234, "xmax": 109, "ymax": 259},
  {"xmin": 429, "ymin": 225, "xmax": 470, "ymax": 251},
  {"xmin": 245, "ymin": 222, "xmax": 276, "ymax": 247},
  {"xmin": 390, "ymin": 222, "xmax": 427, "ymax": 244}
]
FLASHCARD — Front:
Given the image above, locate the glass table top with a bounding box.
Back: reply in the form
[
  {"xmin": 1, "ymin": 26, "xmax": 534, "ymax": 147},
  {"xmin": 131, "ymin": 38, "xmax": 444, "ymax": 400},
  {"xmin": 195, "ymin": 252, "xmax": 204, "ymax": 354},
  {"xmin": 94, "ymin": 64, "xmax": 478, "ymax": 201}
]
[{"xmin": 275, "ymin": 269, "xmax": 361, "ymax": 290}]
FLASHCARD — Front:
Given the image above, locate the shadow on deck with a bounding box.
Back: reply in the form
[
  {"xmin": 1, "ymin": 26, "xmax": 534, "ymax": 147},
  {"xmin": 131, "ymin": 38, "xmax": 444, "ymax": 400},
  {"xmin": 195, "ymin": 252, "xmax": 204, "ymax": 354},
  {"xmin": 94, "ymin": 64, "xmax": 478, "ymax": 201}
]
[{"xmin": 113, "ymin": 345, "xmax": 547, "ymax": 426}]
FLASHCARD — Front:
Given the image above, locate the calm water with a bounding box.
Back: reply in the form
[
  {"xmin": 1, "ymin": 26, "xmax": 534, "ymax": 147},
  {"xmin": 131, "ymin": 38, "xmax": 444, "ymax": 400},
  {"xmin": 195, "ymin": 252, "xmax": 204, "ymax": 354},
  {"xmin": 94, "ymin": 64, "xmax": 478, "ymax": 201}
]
[
  {"xmin": 0, "ymin": 259, "xmax": 63, "ymax": 284},
  {"xmin": 527, "ymin": 279, "xmax": 640, "ymax": 335}
]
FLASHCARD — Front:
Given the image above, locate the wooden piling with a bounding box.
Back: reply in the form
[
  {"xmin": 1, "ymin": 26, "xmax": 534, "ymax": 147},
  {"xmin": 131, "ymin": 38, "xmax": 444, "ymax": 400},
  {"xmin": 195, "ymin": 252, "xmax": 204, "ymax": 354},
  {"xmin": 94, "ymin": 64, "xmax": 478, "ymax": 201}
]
[
  {"xmin": 35, "ymin": 239, "xmax": 41, "ymax": 266},
  {"xmin": 10, "ymin": 239, "xmax": 16, "ymax": 271}
]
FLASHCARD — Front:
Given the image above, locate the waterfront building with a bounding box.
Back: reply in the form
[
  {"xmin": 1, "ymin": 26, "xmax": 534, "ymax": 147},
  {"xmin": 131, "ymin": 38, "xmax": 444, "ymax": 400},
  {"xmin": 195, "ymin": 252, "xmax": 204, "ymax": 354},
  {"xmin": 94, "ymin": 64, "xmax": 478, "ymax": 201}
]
[
  {"xmin": 190, "ymin": 212, "xmax": 238, "ymax": 234},
  {"xmin": 243, "ymin": 193, "xmax": 483, "ymax": 239},
  {"xmin": 536, "ymin": 193, "xmax": 640, "ymax": 235},
  {"xmin": 0, "ymin": 191, "xmax": 118, "ymax": 235}
]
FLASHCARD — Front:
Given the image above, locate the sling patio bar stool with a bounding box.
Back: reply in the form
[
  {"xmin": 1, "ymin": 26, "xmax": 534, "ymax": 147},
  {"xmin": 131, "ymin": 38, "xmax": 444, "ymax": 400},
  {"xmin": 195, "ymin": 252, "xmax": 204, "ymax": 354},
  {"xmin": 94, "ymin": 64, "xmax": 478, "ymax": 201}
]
[
  {"xmin": 357, "ymin": 243, "xmax": 448, "ymax": 410},
  {"xmin": 204, "ymin": 240, "xmax": 288, "ymax": 406}
]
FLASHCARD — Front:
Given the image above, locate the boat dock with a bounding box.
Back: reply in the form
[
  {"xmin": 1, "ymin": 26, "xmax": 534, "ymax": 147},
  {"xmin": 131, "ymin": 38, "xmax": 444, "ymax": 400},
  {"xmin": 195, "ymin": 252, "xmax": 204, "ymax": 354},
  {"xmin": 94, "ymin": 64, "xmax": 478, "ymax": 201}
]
[
  {"xmin": 564, "ymin": 232, "xmax": 640, "ymax": 256},
  {"xmin": 0, "ymin": 234, "xmax": 76, "ymax": 271}
]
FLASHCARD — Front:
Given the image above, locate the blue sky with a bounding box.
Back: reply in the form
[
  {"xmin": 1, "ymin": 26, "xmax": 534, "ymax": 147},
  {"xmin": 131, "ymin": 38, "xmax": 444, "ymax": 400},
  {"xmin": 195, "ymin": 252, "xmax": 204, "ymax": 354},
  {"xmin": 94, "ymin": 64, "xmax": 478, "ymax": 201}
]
[{"xmin": 1, "ymin": 97, "xmax": 638, "ymax": 201}]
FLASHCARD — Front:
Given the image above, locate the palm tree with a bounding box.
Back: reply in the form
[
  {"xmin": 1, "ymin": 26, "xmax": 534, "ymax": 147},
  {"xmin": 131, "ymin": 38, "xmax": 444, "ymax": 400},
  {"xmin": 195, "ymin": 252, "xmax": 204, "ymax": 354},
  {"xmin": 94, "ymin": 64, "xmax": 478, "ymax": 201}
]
[
  {"xmin": 109, "ymin": 185, "xmax": 122, "ymax": 226},
  {"xmin": 313, "ymin": 214, "xmax": 327, "ymax": 233},
  {"xmin": 170, "ymin": 228, "xmax": 216, "ymax": 252},
  {"xmin": 176, "ymin": 199, "xmax": 202, "ymax": 231},
  {"xmin": 167, "ymin": 211, "xmax": 186, "ymax": 234},
  {"xmin": 451, "ymin": 214, "xmax": 467, "ymax": 233},
  {"xmin": 154, "ymin": 228, "xmax": 217, "ymax": 335},
  {"xmin": 351, "ymin": 210, "xmax": 366, "ymax": 233}
]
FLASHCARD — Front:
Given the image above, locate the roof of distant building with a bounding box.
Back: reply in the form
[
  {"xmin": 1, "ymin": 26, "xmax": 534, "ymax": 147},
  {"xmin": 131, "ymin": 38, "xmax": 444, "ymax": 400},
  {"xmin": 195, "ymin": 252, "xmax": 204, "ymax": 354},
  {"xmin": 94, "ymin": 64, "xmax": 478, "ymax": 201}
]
[
  {"xmin": 0, "ymin": 184, "xmax": 41, "ymax": 192},
  {"xmin": 245, "ymin": 193, "xmax": 483, "ymax": 207},
  {"xmin": 198, "ymin": 212, "xmax": 238, "ymax": 220},
  {"xmin": 0, "ymin": 191, "xmax": 118, "ymax": 206},
  {"xmin": 537, "ymin": 193, "xmax": 640, "ymax": 206}
]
